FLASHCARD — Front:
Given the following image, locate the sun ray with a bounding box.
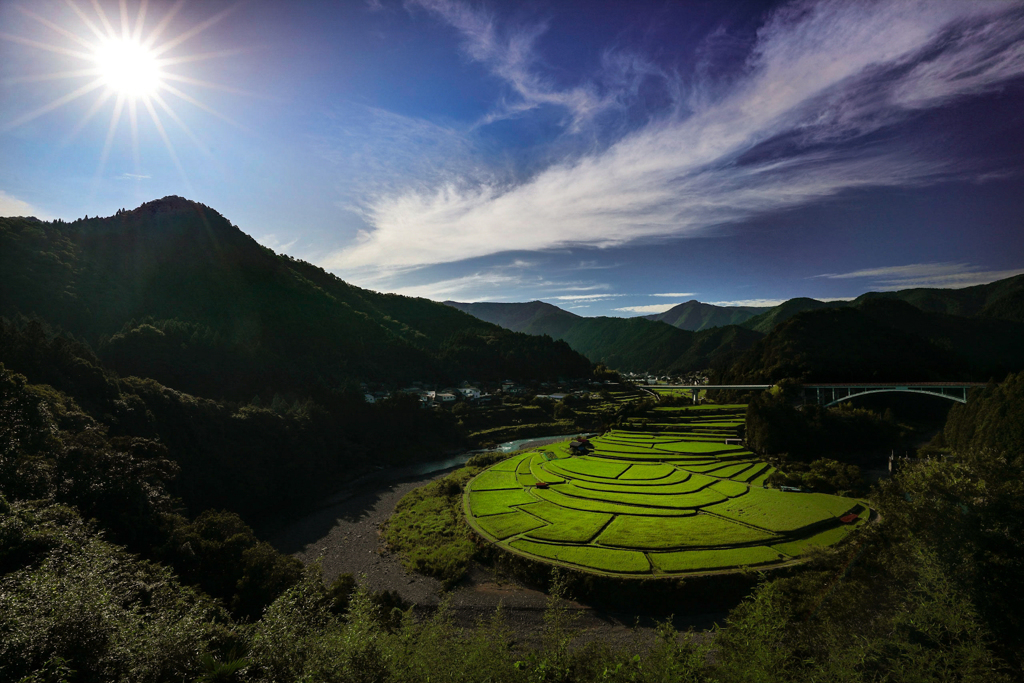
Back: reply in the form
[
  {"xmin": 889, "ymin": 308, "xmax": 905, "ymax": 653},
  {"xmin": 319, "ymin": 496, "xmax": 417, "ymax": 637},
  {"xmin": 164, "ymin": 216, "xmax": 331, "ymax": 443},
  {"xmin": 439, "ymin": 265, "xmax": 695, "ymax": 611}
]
[
  {"xmin": 129, "ymin": 97, "xmax": 141, "ymax": 172},
  {"xmin": 159, "ymin": 72, "xmax": 255, "ymax": 97},
  {"xmin": 89, "ymin": 0, "xmax": 118, "ymax": 40},
  {"xmin": 143, "ymin": 96, "xmax": 193, "ymax": 194},
  {"xmin": 59, "ymin": 87, "xmax": 115, "ymax": 148},
  {"xmin": 15, "ymin": 5, "xmax": 98, "ymax": 52},
  {"xmin": 151, "ymin": 90, "xmax": 215, "ymax": 162},
  {"xmin": 159, "ymin": 82, "xmax": 247, "ymax": 131},
  {"xmin": 93, "ymin": 93, "xmax": 126, "ymax": 192},
  {"xmin": 141, "ymin": 0, "xmax": 185, "ymax": 50},
  {"xmin": 151, "ymin": 2, "xmax": 240, "ymax": 58},
  {"xmin": 128, "ymin": 98, "xmax": 143, "ymax": 201},
  {"xmin": 131, "ymin": 0, "xmax": 149, "ymax": 43},
  {"xmin": 156, "ymin": 48, "xmax": 249, "ymax": 68},
  {"xmin": 2, "ymin": 77, "xmax": 106, "ymax": 131},
  {"xmin": 119, "ymin": 0, "xmax": 130, "ymax": 40},
  {"xmin": 3, "ymin": 68, "xmax": 101, "ymax": 86},
  {"xmin": 0, "ymin": 32, "xmax": 95, "ymax": 61},
  {"xmin": 65, "ymin": 0, "xmax": 110, "ymax": 43}
]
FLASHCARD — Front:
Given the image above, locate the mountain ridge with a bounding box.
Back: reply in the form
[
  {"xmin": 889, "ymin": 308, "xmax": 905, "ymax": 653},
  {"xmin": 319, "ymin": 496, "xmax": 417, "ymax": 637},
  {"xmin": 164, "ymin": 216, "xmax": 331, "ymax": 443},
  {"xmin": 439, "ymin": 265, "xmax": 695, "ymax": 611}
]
[
  {"xmin": 643, "ymin": 299, "xmax": 769, "ymax": 330},
  {"xmin": 0, "ymin": 196, "xmax": 594, "ymax": 399}
]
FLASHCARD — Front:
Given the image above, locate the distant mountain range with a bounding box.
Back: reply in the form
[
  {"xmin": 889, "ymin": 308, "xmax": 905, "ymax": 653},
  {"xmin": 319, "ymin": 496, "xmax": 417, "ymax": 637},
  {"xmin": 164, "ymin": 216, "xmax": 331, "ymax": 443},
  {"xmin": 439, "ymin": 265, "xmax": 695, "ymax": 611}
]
[
  {"xmin": 446, "ymin": 300, "xmax": 765, "ymax": 375},
  {"xmin": 447, "ymin": 274, "xmax": 1024, "ymax": 378},
  {"xmin": 643, "ymin": 300, "xmax": 769, "ymax": 330},
  {"xmin": 4, "ymin": 194, "xmax": 1021, "ymax": 391}
]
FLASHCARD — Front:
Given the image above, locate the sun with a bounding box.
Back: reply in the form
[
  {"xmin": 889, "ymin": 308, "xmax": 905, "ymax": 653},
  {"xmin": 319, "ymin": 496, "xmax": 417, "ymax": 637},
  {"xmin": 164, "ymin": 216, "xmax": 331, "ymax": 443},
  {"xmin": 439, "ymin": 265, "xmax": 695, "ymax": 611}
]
[
  {"xmin": 2, "ymin": 1, "xmax": 245, "ymax": 194},
  {"xmin": 93, "ymin": 37, "xmax": 162, "ymax": 100}
]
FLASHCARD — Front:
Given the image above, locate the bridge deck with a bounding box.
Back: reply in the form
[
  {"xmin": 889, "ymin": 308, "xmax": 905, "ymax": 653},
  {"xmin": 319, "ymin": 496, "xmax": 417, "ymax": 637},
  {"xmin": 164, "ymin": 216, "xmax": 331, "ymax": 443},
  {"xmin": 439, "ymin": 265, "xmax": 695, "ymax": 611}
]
[{"xmin": 639, "ymin": 382, "xmax": 986, "ymax": 406}]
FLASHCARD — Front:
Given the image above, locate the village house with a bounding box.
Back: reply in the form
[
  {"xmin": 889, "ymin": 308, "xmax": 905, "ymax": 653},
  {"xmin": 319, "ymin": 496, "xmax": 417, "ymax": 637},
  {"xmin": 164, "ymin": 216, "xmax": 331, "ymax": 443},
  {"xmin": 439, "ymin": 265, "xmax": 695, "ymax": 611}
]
[{"xmin": 458, "ymin": 386, "xmax": 482, "ymax": 399}]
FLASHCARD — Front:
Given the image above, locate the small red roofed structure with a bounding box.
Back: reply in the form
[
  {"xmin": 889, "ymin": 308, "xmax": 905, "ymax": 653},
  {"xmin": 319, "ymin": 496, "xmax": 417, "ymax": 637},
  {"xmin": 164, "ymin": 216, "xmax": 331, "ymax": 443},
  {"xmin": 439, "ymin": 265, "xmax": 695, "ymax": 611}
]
[
  {"xmin": 840, "ymin": 513, "xmax": 859, "ymax": 524},
  {"xmin": 535, "ymin": 481, "xmax": 550, "ymax": 489}
]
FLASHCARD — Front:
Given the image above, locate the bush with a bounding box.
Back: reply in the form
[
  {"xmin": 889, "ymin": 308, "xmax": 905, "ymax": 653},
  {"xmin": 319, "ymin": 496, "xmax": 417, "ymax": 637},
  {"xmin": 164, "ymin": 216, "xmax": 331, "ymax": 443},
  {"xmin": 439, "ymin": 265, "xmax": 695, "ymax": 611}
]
[{"xmin": 382, "ymin": 470, "xmax": 481, "ymax": 587}]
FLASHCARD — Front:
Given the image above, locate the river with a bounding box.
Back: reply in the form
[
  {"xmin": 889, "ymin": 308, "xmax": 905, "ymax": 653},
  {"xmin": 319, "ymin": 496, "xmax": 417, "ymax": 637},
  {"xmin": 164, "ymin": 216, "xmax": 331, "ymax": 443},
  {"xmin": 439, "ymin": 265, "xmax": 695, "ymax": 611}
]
[{"xmin": 315, "ymin": 432, "xmax": 588, "ymax": 508}]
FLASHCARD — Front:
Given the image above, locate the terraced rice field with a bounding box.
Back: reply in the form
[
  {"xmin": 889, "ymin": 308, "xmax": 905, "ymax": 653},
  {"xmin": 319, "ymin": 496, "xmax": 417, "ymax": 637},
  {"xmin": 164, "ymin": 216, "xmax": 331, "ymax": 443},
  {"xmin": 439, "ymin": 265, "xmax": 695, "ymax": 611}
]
[{"xmin": 464, "ymin": 405, "xmax": 871, "ymax": 577}]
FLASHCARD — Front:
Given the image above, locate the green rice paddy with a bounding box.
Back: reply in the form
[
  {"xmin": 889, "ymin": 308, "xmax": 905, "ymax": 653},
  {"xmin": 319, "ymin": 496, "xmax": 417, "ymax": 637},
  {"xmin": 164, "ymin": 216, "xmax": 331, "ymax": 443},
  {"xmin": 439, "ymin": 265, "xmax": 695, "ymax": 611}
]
[{"xmin": 464, "ymin": 404, "xmax": 871, "ymax": 577}]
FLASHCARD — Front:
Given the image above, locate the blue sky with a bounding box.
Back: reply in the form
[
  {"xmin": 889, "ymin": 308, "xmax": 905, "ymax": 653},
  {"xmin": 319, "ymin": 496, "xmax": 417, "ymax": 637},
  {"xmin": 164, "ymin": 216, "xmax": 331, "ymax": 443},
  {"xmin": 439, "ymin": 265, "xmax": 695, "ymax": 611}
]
[{"xmin": 2, "ymin": 0, "xmax": 1024, "ymax": 316}]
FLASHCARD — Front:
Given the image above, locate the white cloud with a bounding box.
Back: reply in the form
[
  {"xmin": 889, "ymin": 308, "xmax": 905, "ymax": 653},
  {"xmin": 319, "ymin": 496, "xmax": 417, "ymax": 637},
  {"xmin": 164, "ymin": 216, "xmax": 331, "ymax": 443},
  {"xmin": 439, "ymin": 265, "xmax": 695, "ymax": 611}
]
[
  {"xmin": 372, "ymin": 262, "xmax": 614, "ymax": 302},
  {"xmin": 651, "ymin": 292, "xmax": 697, "ymax": 298},
  {"xmin": 257, "ymin": 234, "xmax": 300, "ymax": 254},
  {"xmin": 313, "ymin": 105, "xmax": 484, "ymax": 201},
  {"xmin": 707, "ymin": 297, "xmax": 854, "ymax": 307},
  {"xmin": 614, "ymin": 303, "xmax": 683, "ymax": 314},
  {"xmin": 409, "ymin": 0, "xmax": 663, "ymax": 131},
  {"xmin": 384, "ymin": 271, "xmax": 530, "ymax": 301},
  {"xmin": 707, "ymin": 299, "xmax": 788, "ymax": 307},
  {"xmin": 0, "ymin": 190, "xmax": 47, "ymax": 218},
  {"xmin": 547, "ymin": 293, "xmax": 623, "ymax": 302},
  {"xmin": 328, "ymin": 0, "xmax": 1024, "ymax": 273},
  {"xmin": 814, "ymin": 262, "xmax": 1024, "ymax": 290}
]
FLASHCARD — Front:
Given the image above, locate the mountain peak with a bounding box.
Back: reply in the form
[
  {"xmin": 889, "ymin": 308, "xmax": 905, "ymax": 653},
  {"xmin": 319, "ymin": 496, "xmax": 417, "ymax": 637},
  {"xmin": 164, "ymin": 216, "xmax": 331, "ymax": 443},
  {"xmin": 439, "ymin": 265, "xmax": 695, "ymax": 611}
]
[{"xmin": 128, "ymin": 196, "xmax": 212, "ymax": 218}]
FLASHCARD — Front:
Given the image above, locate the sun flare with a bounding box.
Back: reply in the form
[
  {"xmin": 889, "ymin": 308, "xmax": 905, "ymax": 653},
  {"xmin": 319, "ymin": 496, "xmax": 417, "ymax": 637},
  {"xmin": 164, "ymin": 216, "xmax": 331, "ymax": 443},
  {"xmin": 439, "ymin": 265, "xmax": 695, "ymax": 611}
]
[
  {"xmin": 2, "ymin": 0, "xmax": 244, "ymax": 193},
  {"xmin": 93, "ymin": 38, "xmax": 162, "ymax": 99}
]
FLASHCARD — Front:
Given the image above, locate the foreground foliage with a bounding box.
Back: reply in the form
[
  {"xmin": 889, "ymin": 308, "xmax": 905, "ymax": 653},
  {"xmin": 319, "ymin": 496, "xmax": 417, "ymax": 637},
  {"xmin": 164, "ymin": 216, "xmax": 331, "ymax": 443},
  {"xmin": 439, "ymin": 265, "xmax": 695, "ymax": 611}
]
[{"xmin": 2, "ymin": 372, "xmax": 1023, "ymax": 680}]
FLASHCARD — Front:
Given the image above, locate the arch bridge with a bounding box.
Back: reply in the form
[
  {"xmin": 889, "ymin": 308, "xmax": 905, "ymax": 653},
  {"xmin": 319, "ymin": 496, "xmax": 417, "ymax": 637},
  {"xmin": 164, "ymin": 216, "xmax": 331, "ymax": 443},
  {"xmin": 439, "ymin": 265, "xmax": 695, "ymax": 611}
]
[
  {"xmin": 802, "ymin": 383, "xmax": 986, "ymax": 407},
  {"xmin": 640, "ymin": 383, "xmax": 986, "ymax": 406}
]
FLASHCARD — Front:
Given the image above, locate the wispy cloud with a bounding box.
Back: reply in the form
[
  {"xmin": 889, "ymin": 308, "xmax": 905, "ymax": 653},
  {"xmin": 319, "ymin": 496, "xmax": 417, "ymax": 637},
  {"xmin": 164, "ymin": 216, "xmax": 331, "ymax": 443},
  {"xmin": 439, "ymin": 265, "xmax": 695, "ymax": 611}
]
[
  {"xmin": 117, "ymin": 173, "xmax": 151, "ymax": 180},
  {"xmin": 547, "ymin": 293, "xmax": 625, "ymax": 305},
  {"xmin": 708, "ymin": 297, "xmax": 854, "ymax": 307},
  {"xmin": 375, "ymin": 261, "xmax": 614, "ymax": 302},
  {"xmin": 312, "ymin": 105, "xmax": 485, "ymax": 203},
  {"xmin": 548, "ymin": 293, "xmax": 623, "ymax": 301},
  {"xmin": 651, "ymin": 292, "xmax": 697, "ymax": 298},
  {"xmin": 814, "ymin": 262, "xmax": 1024, "ymax": 290},
  {"xmin": 257, "ymin": 234, "xmax": 300, "ymax": 254},
  {"xmin": 708, "ymin": 299, "xmax": 789, "ymax": 307},
  {"xmin": 0, "ymin": 190, "xmax": 48, "ymax": 218},
  {"xmin": 408, "ymin": 0, "xmax": 664, "ymax": 131},
  {"xmin": 329, "ymin": 0, "xmax": 1024, "ymax": 272},
  {"xmin": 614, "ymin": 303, "xmax": 683, "ymax": 314}
]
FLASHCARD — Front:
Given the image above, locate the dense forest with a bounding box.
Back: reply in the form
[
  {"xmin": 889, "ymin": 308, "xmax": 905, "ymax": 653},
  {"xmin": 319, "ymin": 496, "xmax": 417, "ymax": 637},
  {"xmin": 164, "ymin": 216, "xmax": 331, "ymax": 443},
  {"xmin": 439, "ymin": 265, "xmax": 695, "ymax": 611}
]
[
  {"xmin": 719, "ymin": 298, "xmax": 1024, "ymax": 384},
  {"xmin": 0, "ymin": 197, "xmax": 593, "ymax": 400}
]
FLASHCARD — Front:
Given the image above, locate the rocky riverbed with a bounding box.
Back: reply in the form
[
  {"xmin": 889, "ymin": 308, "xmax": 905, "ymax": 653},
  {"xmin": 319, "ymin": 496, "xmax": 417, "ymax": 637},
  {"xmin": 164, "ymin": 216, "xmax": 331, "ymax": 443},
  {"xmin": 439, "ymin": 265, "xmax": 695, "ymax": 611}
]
[{"xmin": 267, "ymin": 462, "xmax": 729, "ymax": 648}]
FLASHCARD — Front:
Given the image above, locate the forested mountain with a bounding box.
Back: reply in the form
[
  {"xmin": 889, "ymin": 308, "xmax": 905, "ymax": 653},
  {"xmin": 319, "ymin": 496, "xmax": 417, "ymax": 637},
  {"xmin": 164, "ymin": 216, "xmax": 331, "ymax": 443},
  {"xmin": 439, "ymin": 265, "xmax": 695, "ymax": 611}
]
[
  {"xmin": 650, "ymin": 277, "xmax": 1024, "ymax": 336},
  {"xmin": 853, "ymin": 273, "xmax": 1024, "ymax": 322},
  {"xmin": 446, "ymin": 301, "xmax": 764, "ymax": 374},
  {"xmin": 444, "ymin": 300, "xmax": 580, "ymax": 333},
  {"xmin": 0, "ymin": 197, "xmax": 592, "ymax": 400},
  {"xmin": 451, "ymin": 275, "xmax": 1024, "ymax": 379},
  {"xmin": 643, "ymin": 300, "xmax": 768, "ymax": 330},
  {"xmin": 721, "ymin": 298, "xmax": 1024, "ymax": 383},
  {"xmin": 738, "ymin": 297, "xmax": 847, "ymax": 334}
]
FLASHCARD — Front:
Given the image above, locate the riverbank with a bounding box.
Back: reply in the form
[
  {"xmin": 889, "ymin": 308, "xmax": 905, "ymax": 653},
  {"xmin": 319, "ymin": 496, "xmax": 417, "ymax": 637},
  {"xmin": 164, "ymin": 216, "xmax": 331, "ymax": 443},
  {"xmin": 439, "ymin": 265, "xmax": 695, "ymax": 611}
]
[{"xmin": 266, "ymin": 440, "xmax": 727, "ymax": 647}]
